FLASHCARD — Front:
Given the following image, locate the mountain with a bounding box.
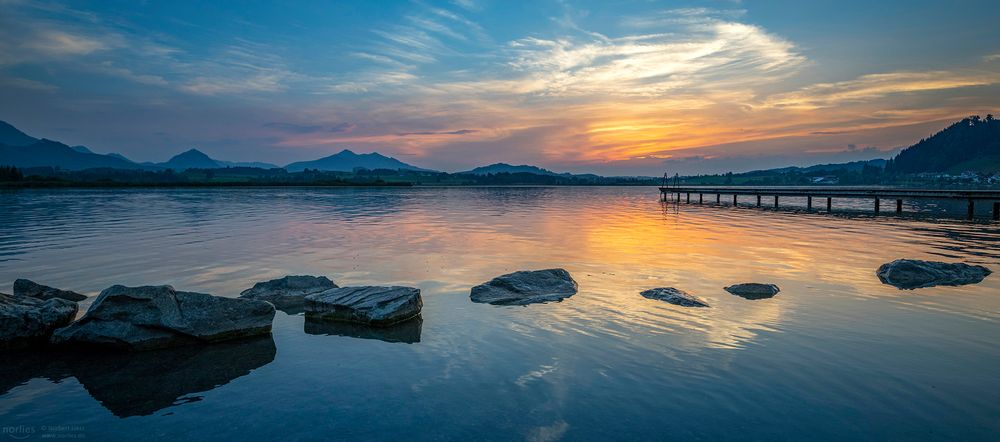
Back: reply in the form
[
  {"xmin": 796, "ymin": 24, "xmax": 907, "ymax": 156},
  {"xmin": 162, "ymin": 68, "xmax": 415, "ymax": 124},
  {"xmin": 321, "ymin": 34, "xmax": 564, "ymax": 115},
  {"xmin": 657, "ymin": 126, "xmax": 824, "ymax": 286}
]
[
  {"xmin": 887, "ymin": 115, "xmax": 1000, "ymax": 174},
  {"xmin": 459, "ymin": 163, "xmax": 561, "ymax": 176},
  {"xmin": 156, "ymin": 149, "xmax": 280, "ymax": 170},
  {"xmin": 69, "ymin": 145, "xmax": 94, "ymax": 154},
  {"xmin": 217, "ymin": 160, "xmax": 280, "ymax": 169},
  {"xmin": 107, "ymin": 153, "xmax": 131, "ymax": 161},
  {"xmin": 0, "ymin": 121, "xmax": 39, "ymax": 146},
  {"xmin": 285, "ymin": 149, "xmax": 431, "ymax": 172},
  {"xmin": 0, "ymin": 139, "xmax": 146, "ymax": 170},
  {"xmin": 760, "ymin": 159, "xmax": 887, "ymax": 175},
  {"xmin": 158, "ymin": 149, "xmax": 222, "ymax": 170}
]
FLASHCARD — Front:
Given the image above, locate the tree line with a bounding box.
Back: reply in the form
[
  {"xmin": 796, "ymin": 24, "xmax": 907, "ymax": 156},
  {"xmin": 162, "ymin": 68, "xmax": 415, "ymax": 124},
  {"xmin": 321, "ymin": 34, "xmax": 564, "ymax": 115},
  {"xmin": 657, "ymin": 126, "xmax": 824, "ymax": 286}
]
[{"xmin": 0, "ymin": 165, "xmax": 23, "ymax": 181}]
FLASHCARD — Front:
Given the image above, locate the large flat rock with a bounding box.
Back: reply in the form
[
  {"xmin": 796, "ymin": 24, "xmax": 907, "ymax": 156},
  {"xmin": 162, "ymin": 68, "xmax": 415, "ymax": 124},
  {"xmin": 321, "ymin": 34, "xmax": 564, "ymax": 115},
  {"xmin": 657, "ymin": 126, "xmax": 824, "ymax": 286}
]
[
  {"xmin": 51, "ymin": 285, "xmax": 275, "ymax": 351},
  {"xmin": 239, "ymin": 275, "xmax": 338, "ymax": 311},
  {"xmin": 305, "ymin": 286, "xmax": 421, "ymax": 326},
  {"xmin": 877, "ymin": 259, "xmax": 992, "ymax": 290},
  {"xmin": 640, "ymin": 287, "xmax": 709, "ymax": 307},
  {"xmin": 1, "ymin": 292, "xmax": 78, "ymax": 350},
  {"xmin": 13, "ymin": 279, "xmax": 87, "ymax": 302},
  {"xmin": 470, "ymin": 268, "xmax": 578, "ymax": 305}
]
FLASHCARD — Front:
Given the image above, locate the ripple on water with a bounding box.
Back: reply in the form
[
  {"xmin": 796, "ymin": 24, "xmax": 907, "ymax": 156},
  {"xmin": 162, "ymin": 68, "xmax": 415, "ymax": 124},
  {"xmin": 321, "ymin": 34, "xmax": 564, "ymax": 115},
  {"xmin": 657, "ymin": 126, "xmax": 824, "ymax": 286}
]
[{"xmin": 0, "ymin": 187, "xmax": 998, "ymax": 440}]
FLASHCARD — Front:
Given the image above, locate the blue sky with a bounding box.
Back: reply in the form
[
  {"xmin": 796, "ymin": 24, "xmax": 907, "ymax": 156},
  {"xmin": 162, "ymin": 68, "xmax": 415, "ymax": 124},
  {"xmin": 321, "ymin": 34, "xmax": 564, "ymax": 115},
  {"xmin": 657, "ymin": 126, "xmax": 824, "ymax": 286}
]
[{"xmin": 1, "ymin": 0, "xmax": 998, "ymax": 174}]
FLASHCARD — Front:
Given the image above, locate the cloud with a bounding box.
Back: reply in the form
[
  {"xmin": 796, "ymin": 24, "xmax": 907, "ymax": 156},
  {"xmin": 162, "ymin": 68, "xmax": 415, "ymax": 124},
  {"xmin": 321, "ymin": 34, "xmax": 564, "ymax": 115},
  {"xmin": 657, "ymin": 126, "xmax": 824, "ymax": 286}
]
[
  {"xmin": 762, "ymin": 71, "xmax": 997, "ymax": 110},
  {"xmin": 264, "ymin": 122, "xmax": 355, "ymax": 134},
  {"xmin": 0, "ymin": 76, "xmax": 58, "ymax": 92},
  {"xmin": 450, "ymin": 0, "xmax": 480, "ymax": 11},
  {"xmin": 396, "ymin": 129, "xmax": 478, "ymax": 136}
]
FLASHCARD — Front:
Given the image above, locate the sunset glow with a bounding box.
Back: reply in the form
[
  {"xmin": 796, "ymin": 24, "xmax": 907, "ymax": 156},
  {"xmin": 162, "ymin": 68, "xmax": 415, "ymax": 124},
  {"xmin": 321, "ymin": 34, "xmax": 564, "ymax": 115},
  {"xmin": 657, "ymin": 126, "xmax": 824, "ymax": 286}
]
[{"xmin": 1, "ymin": 1, "xmax": 998, "ymax": 174}]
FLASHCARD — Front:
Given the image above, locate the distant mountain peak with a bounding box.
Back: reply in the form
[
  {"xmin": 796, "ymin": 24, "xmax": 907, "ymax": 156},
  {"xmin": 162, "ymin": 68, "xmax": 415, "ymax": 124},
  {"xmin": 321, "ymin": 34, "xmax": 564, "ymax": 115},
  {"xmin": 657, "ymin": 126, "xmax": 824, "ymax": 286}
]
[
  {"xmin": 0, "ymin": 120, "xmax": 40, "ymax": 146},
  {"xmin": 159, "ymin": 148, "xmax": 221, "ymax": 170},
  {"xmin": 285, "ymin": 148, "xmax": 431, "ymax": 172}
]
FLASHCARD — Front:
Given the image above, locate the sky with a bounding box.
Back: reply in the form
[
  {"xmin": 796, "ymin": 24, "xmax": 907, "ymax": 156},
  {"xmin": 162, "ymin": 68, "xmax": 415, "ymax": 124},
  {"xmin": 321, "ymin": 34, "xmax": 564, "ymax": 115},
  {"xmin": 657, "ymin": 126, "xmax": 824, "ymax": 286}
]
[{"xmin": 1, "ymin": 0, "xmax": 998, "ymax": 175}]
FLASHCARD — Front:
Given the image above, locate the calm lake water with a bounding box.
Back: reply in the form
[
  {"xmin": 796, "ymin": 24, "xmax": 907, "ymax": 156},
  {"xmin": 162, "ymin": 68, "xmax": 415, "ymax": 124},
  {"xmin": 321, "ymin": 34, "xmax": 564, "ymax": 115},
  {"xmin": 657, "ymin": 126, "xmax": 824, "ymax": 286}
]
[{"xmin": 1, "ymin": 187, "xmax": 998, "ymax": 441}]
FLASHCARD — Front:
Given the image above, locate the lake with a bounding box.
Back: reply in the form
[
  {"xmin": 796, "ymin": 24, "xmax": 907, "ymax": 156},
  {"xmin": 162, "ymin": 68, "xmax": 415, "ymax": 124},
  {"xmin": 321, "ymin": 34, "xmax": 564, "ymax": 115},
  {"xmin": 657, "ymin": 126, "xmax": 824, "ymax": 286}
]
[{"xmin": 1, "ymin": 187, "xmax": 998, "ymax": 441}]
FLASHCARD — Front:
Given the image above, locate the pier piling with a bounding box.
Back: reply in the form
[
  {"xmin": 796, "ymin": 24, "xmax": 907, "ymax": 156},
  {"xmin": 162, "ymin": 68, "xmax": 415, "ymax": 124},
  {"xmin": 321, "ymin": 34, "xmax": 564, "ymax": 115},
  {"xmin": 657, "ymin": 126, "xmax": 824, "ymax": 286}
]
[{"xmin": 826, "ymin": 197, "xmax": 832, "ymax": 212}]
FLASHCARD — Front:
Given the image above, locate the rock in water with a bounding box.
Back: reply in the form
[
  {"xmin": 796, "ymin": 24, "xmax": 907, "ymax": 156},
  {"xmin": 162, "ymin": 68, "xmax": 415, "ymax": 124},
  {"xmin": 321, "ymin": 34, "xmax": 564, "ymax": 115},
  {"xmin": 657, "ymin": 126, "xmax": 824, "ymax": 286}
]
[
  {"xmin": 639, "ymin": 287, "xmax": 709, "ymax": 307},
  {"xmin": 305, "ymin": 286, "xmax": 421, "ymax": 326},
  {"xmin": 724, "ymin": 283, "xmax": 780, "ymax": 300},
  {"xmin": 13, "ymin": 279, "xmax": 87, "ymax": 302},
  {"xmin": 1, "ymin": 292, "xmax": 78, "ymax": 350},
  {"xmin": 877, "ymin": 259, "xmax": 992, "ymax": 290},
  {"xmin": 50, "ymin": 285, "xmax": 275, "ymax": 351},
  {"xmin": 239, "ymin": 275, "xmax": 338, "ymax": 311},
  {"xmin": 470, "ymin": 269, "xmax": 578, "ymax": 305}
]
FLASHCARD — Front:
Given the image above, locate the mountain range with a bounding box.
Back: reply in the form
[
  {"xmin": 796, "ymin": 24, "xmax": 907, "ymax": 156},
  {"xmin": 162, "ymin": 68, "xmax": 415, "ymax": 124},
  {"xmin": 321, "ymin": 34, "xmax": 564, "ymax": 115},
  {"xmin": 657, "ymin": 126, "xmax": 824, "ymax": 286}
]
[
  {"xmin": 0, "ymin": 120, "xmax": 431, "ymax": 173},
  {"xmin": 2, "ymin": 116, "xmax": 997, "ymax": 177}
]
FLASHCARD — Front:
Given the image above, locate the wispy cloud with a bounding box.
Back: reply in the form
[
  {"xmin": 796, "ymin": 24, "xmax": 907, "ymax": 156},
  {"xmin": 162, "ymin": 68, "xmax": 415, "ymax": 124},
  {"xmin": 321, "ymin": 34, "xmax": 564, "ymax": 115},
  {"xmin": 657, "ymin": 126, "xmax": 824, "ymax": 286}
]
[
  {"xmin": 396, "ymin": 129, "xmax": 478, "ymax": 136},
  {"xmin": 763, "ymin": 71, "xmax": 997, "ymax": 110}
]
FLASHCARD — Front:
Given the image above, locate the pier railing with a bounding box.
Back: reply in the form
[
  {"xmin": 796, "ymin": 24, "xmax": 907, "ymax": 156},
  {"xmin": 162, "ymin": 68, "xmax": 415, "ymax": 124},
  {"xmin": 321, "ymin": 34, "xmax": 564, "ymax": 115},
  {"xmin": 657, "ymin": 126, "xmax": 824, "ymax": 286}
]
[{"xmin": 659, "ymin": 185, "xmax": 1000, "ymax": 220}]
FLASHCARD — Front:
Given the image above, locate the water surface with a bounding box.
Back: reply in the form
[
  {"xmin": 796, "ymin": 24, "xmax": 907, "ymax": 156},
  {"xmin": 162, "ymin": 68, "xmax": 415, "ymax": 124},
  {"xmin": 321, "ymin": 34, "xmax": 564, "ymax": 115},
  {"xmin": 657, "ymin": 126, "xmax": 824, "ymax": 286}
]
[{"xmin": 1, "ymin": 187, "xmax": 998, "ymax": 441}]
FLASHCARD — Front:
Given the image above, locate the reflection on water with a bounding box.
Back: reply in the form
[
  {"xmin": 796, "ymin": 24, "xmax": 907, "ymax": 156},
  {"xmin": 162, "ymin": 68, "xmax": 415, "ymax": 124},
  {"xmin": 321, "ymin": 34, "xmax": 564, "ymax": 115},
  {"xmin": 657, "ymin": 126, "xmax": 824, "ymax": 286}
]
[
  {"xmin": 304, "ymin": 316, "xmax": 423, "ymax": 344},
  {"xmin": 0, "ymin": 336, "xmax": 275, "ymax": 417},
  {"xmin": 0, "ymin": 187, "xmax": 998, "ymax": 440}
]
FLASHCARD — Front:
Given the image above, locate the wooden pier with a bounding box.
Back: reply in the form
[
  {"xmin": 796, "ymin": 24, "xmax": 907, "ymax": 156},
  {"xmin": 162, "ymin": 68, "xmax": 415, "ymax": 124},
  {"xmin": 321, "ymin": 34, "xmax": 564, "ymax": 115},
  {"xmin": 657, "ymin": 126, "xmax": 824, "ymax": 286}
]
[{"xmin": 659, "ymin": 186, "xmax": 1000, "ymax": 221}]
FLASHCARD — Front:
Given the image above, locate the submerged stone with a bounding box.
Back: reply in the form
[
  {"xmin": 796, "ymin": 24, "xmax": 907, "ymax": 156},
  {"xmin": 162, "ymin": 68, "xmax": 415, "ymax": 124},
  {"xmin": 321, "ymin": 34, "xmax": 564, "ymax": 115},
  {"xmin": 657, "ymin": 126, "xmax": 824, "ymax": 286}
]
[
  {"xmin": 1, "ymin": 292, "xmax": 78, "ymax": 350},
  {"xmin": 724, "ymin": 283, "xmax": 780, "ymax": 300},
  {"xmin": 239, "ymin": 275, "xmax": 338, "ymax": 311},
  {"xmin": 50, "ymin": 285, "xmax": 275, "ymax": 351},
  {"xmin": 305, "ymin": 286, "xmax": 421, "ymax": 326},
  {"xmin": 876, "ymin": 259, "xmax": 992, "ymax": 290},
  {"xmin": 13, "ymin": 279, "xmax": 87, "ymax": 302},
  {"xmin": 640, "ymin": 287, "xmax": 709, "ymax": 307},
  {"xmin": 305, "ymin": 315, "xmax": 422, "ymax": 344},
  {"xmin": 470, "ymin": 268, "xmax": 578, "ymax": 305}
]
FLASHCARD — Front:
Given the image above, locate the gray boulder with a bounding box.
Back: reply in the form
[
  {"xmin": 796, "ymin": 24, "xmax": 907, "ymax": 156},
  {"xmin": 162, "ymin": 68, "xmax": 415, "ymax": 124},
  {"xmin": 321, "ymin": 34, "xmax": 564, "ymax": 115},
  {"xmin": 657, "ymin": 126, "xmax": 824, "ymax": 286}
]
[
  {"xmin": 725, "ymin": 283, "xmax": 780, "ymax": 300},
  {"xmin": 1, "ymin": 292, "xmax": 78, "ymax": 350},
  {"xmin": 470, "ymin": 269, "xmax": 578, "ymax": 305},
  {"xmin": 51, "ymin": 285, "xmax": 275, "ymax": 351},
  {"xmin": 305, "ymin": 286, "xmax": 421, "ymax": 326},
  {"xmin": 640, "ymin": 287, "xmax": 709, "ymax": 307},
  {"xmin": 239, "ymin": 275, "xmax": 338, "ymax": 311},
  {"xmin": 877, "ymin": 259, "xmax": 992, "ymax": 290},
  {"xmin": 13, "ymin": 279, "xmax": 87, "ymax": 302}
]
